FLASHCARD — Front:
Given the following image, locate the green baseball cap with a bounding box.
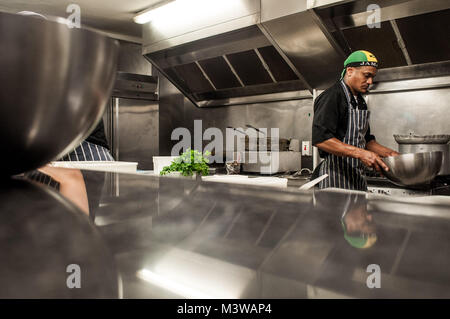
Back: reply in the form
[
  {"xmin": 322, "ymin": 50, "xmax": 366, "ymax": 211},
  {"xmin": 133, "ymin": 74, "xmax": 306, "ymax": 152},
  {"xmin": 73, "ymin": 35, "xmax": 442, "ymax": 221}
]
[
  {"xmin": 340, "ymin": 50, "xmax": 379, "ymax": 79},
  {"xmin": 341, "ymin": 219, "xmax": 377, "ymax": 249}
]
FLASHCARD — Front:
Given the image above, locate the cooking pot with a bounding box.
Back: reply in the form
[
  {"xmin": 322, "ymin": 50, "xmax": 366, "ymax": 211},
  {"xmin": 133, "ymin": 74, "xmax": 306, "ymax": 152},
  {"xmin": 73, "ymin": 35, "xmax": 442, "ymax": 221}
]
[
  {"xmin": 394, "ymin": 134, "xmax": 450, "ymax": 175},
  {"xmin": 394, "ymin": 134, "xmax": 450, "ymax": 144}
]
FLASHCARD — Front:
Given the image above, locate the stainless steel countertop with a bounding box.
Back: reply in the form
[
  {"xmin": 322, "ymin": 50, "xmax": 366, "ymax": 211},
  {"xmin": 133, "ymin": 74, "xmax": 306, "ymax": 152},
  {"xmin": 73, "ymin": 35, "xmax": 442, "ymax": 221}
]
[{"xmin": 2, "ymin": 171, "xmax": 450, "ymax": 298}]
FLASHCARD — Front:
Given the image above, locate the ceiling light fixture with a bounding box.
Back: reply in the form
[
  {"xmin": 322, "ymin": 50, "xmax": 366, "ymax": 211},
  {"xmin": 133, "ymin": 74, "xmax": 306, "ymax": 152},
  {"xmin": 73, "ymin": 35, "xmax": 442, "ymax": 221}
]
[{"xmin": 133, "ymin": 0, "xmax": 177, "ymax": 24}]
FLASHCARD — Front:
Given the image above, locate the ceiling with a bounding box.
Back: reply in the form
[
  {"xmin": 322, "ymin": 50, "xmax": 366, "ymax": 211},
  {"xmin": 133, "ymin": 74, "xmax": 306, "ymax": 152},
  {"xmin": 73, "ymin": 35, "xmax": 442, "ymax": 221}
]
[
  {"xmin": 0, "ymin": 0, "xmax": 163, "ymax": 42},
  {"xmin": 142, "ymin": 0, "xmax": 450, "ymax": 107}
]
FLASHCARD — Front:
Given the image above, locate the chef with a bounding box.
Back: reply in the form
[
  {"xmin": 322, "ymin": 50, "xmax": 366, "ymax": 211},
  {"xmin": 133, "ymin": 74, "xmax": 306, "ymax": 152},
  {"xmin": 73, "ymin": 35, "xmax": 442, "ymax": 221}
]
[{"xmin": 312, "ymin": 50, "xmax": 399, "ymax": 191}]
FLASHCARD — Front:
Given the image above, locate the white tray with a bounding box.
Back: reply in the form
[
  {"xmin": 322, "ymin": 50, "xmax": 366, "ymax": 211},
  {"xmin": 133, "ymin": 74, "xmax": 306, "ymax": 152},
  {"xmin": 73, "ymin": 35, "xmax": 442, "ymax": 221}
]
[{"xmin": 49, "ymin": 161, "xmax": 138, "ymax": 173}]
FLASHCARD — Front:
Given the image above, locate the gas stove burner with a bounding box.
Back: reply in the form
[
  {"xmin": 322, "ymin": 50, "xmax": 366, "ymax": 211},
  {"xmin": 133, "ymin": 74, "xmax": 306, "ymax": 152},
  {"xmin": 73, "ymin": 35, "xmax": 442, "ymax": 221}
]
[
  {"xmin": 432, "ymin": 175, "xmax": 450, "ymax": 196},
  {"xmin": 365, "ymin": 172, "xmax": 450, "ymax": 197}
]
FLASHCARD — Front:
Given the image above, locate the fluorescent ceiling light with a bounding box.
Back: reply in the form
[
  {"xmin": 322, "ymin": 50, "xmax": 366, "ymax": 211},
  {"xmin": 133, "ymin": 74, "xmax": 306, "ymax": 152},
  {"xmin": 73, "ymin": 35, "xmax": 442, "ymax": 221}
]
[
  {"xmin": 133, "ymin": 0, "xmax": 246, "ymax": 26},
  {"xmin": 133, "ymin": 0, "xmax": 177, "ymax": 24}
]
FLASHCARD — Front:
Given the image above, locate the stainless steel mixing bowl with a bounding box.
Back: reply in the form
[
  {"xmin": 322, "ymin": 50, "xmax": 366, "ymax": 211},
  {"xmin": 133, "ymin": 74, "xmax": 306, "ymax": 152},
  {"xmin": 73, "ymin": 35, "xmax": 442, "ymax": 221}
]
[
  {"xmin": 382, "ymin": 151, "xmax": 444, "ymax": 186},
  {"xmin": 0, "ymin": 12, "xmax": 119, "ymax": 176}
]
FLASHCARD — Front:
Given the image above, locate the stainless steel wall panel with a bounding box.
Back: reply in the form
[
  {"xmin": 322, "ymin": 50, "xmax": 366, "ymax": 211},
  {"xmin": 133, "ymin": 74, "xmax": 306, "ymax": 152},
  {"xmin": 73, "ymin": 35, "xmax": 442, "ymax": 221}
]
[
  {"xmin": 156, "ymin": 68, "xmax": 187, "ymax": 156},
  {"xmin": 117, "ymin": 41, "xmax": 152, "ymax": 75},
  {"xmin": 367, "ymin": 86, "xmax": 450, "ymax": 151},
  {"xmin": 183, "ymin": 96, "xmax": 314, "ymax": 153}
]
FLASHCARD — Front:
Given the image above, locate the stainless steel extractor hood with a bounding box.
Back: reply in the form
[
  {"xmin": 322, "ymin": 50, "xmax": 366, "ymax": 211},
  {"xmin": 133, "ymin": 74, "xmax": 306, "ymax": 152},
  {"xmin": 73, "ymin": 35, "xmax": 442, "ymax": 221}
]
[
  {"xmin": 141, "ymin": 0, "xmax": 450, "ymax": 107},
  {"xmin": 312, "ymin": 0, "xmax": 450, "ymax": 82}
]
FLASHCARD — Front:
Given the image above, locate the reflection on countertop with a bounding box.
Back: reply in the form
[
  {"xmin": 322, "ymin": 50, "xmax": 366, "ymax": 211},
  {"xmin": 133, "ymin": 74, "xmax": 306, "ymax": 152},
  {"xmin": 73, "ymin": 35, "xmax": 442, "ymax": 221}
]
[
  {"xmin": 0, "ymin": 178, "xmax": 119, "ymax": 298},
  {"xmin": 3, "ymin": 170, "xmax": 450, "ymax": 298}
]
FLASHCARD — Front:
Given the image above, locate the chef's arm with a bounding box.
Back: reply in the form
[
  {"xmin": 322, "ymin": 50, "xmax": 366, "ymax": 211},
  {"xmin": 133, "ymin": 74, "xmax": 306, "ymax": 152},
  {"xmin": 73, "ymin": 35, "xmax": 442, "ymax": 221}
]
[
  {"xmin": 366, "ymin": 140, "xmax": 400, "ymax": 158},
  {"xmin": 38, "ymin": 166, "xmax": 90, "ymax": 215},
  {"xmin": 315, "ymin": 138, "xmax": 389, "ymax": 172}
]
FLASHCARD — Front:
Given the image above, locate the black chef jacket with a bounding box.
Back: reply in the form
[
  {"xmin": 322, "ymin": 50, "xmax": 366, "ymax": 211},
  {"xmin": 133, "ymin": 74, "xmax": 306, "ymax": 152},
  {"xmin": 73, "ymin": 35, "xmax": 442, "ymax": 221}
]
[
  {"xmin": 86, "ymin": 120, "xmax": 110, "ymax": 150},
  {"xmin": 312, "ymin": 81, "xmax": 376, "ymax": 158}
]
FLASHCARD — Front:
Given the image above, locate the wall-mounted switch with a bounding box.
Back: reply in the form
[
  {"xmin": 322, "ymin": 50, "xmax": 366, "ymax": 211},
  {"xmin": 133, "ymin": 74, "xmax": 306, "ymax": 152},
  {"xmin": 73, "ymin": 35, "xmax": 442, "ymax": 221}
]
[{"xmin": 302, "ymin": 141, "xmax": 312, "ymax": 156}]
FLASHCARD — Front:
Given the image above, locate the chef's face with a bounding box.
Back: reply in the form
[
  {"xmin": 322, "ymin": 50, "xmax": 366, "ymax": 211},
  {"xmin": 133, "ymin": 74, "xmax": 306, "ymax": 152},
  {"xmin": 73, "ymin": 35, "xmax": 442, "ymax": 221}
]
[
  {"xmin": 346, "ymin": 66, "xmax": 377, "ymax": 93},
  {"xmin": 344, "ymin": 205, "xmax": 376, "ymax": 235}
]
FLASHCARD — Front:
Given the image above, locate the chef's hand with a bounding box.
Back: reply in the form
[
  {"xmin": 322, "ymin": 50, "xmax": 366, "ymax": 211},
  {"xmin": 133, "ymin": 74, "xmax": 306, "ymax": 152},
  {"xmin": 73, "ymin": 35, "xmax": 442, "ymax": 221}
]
[
  {"xmin": 386, "ymin": 150, "xmax": 400, "ymax": 157},
  {"xmin": 366, "ymin": 140, "xmax": 400, "ymax": 158},
  {"xmin": 376, "ymin": 149, "xmax": 400, "ymax": 158},
  {"xmin": 357, "ymin": 149, "xmax": 389, "ymax": 172}
]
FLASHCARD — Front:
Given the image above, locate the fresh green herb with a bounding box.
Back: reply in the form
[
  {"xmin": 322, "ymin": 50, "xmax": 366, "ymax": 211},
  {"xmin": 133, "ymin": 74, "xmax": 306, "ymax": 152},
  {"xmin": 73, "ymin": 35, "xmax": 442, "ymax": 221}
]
[{"xmin": 160, "ymin": 149, "xmax": 211, "ymax": 177}]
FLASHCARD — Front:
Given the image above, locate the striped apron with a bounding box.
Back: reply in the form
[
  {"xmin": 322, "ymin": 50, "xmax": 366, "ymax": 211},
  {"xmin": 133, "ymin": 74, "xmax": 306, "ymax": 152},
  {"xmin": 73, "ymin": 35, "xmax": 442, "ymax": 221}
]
[
  {"xmin": 60, "ymin": 140, "xmax": 114, "ymax": 161},
  {"xmin": 318, "ymin": 80, "xmax": 370, "ymax": 191}
]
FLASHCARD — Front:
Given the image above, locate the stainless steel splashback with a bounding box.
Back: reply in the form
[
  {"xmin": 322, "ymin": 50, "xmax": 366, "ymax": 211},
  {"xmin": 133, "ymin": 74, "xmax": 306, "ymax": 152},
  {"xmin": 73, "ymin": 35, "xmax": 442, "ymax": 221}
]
[{"xmin": 142, "ymin": 0, "xmax": 450, "ymax": 107}]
